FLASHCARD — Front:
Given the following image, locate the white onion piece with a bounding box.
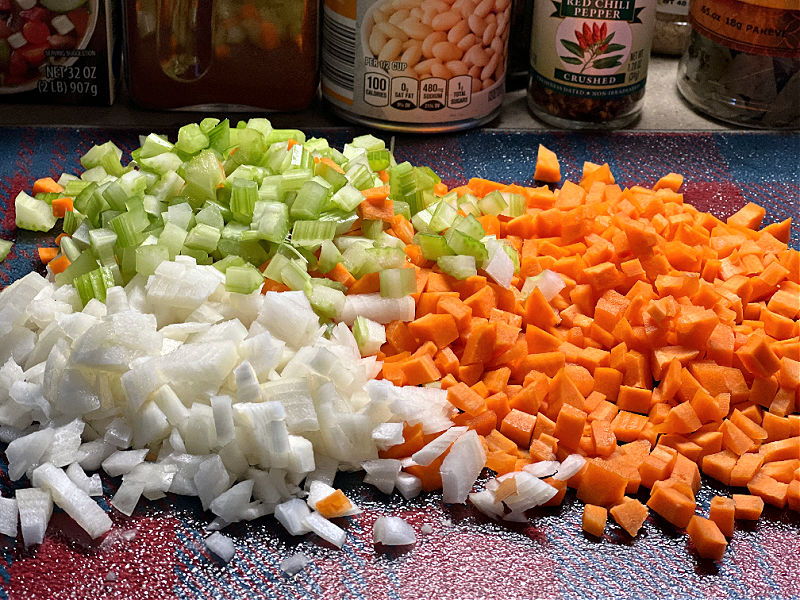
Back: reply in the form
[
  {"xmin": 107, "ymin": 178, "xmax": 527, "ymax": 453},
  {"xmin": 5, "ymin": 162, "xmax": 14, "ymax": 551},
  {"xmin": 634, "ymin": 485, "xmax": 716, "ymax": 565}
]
[
  {"xmin": 6, "ymin": 428, "xmax": 54, "ymax": 480},
  {"xmin": 362, "ymin": 459, "xmax": 401, "ymax": 495},
  {"xmin": 553, "ymin": 454, "xmax": 586, "ymax": 481},
  {"xmin": 411, "ymin": 426, "xmax": 468, "ymax": 467},
  {"xmin": 16, "ymin": 487, "xmax": 52, "ymax": 547},
  {"xmin": 395, "ymin": 472, "xmax": 422, "ymax": 500},
  {"xmin": 31, "ymin": 462, "xmax": 112, "ymax": 539},
  {"xmin": 101, "ymin": 449, "xmax": 148, "ymax": 477},
  {"xmin": 520, "ymin": 269, "xmax": 565, "ymax": 302},
  {"xmin": 371, "ymin": 422, "xmax": 404, "ymax": 451},
  {"xmin": 468, "ymin": 490, "xmax": 504, "ymax": 519},
  {"xmin": 373, "ymin": 516, "xmax": 416, "ymax": 545},
  {"xmin": 340, "ymin": 293, "xmax": 415, "ymax": 325},
  {"xmin": 274, "ymin": 499, "xmax": 312, "ymax": 536},
  {"xmin": 503, "ymin": 472, "xmax": 558, "ymax": 513},
  {"xmin": 440, "ymin": 430, "xmax": 486, "ymax": 504},
  {"xmin": 210, "ymin": 480, "xmax": 254, "ymax": 523},
  {"xmin": 523, "ymin": 460, "xmax": 561, "ymax": 478},
  {"xmin": 111, "ymin": 480, "xmax": 143, "ymax": 516},
  {"xmin": 205, "ymin": 532, "xmax": 236, "ymax": 563},
  {"xmin": 41, "ymin": 419, "xmax": 86, "ymax": 467},
  {"xmin": 280, "ymin": 553, "xmax": 310, "ymax": 576},
  {"xmin": 0, "ymin": 497, "xmax": 18, "ymax": 537},
  {"xmin": 302, "ymin": 512, "xmax": 346, "ymax": 548},
  {"xmin": 482, "ymin": 238, "xmax": 514, "ymax": 289}
]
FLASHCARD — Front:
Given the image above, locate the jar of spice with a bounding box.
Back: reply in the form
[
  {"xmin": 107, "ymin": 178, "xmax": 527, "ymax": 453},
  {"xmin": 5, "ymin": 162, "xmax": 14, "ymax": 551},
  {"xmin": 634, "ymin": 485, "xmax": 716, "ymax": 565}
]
[
  {"xmin": 677, "ymin": 0, "xmax": 800, "ymax": 128},
  {"xmin": 652, "ymin": 0, "xmax": 691, "ymax": 54},
  {"xmin": 528, "ymin": 0, "xmax": 658, "ymax": 129}
]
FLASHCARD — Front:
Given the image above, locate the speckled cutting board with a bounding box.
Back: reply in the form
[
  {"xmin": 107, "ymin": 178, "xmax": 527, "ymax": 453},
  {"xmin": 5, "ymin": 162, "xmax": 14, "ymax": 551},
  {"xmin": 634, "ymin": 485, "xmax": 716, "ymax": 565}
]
[{"xmin": 1, "ymin": 128, "xmax": 798, "ymax": 600}]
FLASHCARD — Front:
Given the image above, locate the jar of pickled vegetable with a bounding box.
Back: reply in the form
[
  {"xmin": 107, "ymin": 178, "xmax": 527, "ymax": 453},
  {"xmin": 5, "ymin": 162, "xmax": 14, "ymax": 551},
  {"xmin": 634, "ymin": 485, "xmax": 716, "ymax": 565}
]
[
  {"xmin": 677, "ymin": 0, "xmax": 800, "ymax": 128},
  {"xmin": 123, "ymin": 0, "xmax": 318, "ymax": 110}
]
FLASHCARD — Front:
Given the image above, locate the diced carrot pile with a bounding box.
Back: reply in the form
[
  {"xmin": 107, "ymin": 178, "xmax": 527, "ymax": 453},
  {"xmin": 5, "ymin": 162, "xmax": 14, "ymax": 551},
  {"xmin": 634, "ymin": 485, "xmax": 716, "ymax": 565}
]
[{"xmin": 361, "ymin": 146, "xmax": 799, "ymax": 561}]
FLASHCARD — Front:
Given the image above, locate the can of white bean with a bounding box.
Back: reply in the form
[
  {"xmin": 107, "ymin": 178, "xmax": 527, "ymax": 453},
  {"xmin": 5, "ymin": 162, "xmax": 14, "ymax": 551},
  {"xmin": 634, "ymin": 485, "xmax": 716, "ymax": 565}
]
[{"xmin": 321, "ymin": 0, "xmax": 511, "ymax": 132}]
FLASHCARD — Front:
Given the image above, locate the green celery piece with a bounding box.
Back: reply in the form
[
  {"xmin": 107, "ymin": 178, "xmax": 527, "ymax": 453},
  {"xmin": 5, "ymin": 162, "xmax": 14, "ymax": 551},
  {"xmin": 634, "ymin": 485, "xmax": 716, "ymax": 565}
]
[
  {"xmin": 291, "ymin": 220, "xmax": 337, "ymax": 247},
  {"xmin": 139, "ymin": 134, "xmax": 174, "ymax": 158},
  {"xmin": 245, "ymin": 118, "xmax": 272, "ymax": 138},
  {"xmin": 331, "ymin": 183, "xmax": 363, "ymax": 212},
  {"xmin": 308, "ymin": 282, "xmax": 345, "ymax": 320},
  {"xmin": 183, "ymin": 149, "xmax": 225, "ymax": 205},
  {"xmin": 62, "ymin": 209, "xmax": 84, "ymax": 235},
  {"xmin": 228, "ymin": 127, "xmax": 267, "ymax": 169},
  {"xmin": 504, "ymin": 244, "xmax": 521, "ymax": 274},
  {"xmin": 63, "ymin": 179, "xmax": 90, "ymax": 196},
  {"xmin": 225, "ymin": 264, "xmax": 264, "ymax": 294},
  {"xmin": 312, "ymin": 277, "xmax": 347, "ymax": 293},
  {"xmin": 414, "ymin": 232, "xmax": 454, "ymax": 260},
  {"xmin": 314, "ymin": 160, "xmax": 347, "ymax": 192},
  {"xmin": 444, "ymin": 229, "xmax": 488, "ymax": 262},
  {"xmin": 59, "ymin": 236, "xmax": 82, "ymax": 262},
  {"xmin": 101, "ymin": 180, "xmax": 131, "ymax": 212},
  {"xmin": 196, "ymin": 203, "xmax": 224, "ymax": 230},
  {"xmin": 500, "ymin": 192, "xmax": 525, "ymax": 217},
  {"xmin": 266, "ymin": 129, "xmax": 306, "ymax": 145},
  {"xmin": 175, "ymin": 123, "xmax": 208, "ymax": 154},
  {"xmin": 135, "ymin": 244, "xmax": 170, "ymax": 277},
  {"xmin": 429, "ymin": 200, "xmax": 458, "ymax": 232},
  {"xmin": 54, "ymin": 250, "xmax": 98, "ymax": 286},
  {"xmin": 437, "ymin": 255, "xmax": 477, "ymax": 279},
  {"xmin": 230, "ymin": 178, "xmax": 259, "ymax": 224},
  {"xmin": 317, "ymin": 239, "xmax": 343, "ymax": 274},
  {"xmin": 367, "ymin": 149, "xmax": 391, "ymax": 171},
  {"xmin": 346, "ymin": 163, "xmax": 374, "ymax": 191},
  {"xmin": 199, "ymin": 118, "xmax": 220, "ymax": 133},
  {"xmin": 252, "ymin": 201, "xmax": 289, "ymax": 243},
  {"xmin": 379, "ymin": 267, "xmax": 416, "ymax": 298},
  {"xmin": 81, "ymin": 141, "xmax": 122, "ymax": 170},
  {"xmin": 478, "ymin": 190, "xmax": 507, "ymax": 216},
  {"xmin": 184, "ymin": 223, "xmax": 221, "ymax": 253},
  {"xmin": 280, "ymin": 260, "xmax": 312, "ymax": 294},
  {"xmin": 350, "ymin": 134, "xmax": 385, "ymax": 151},
  {"xmin": 208, "ymin": 119, "xmax": 231, "ymax": 154},
  {"xmin": 138, "ymin": 152, "xmax": 183, "ymax": 176},
  {"xmin": 281, "ymin": 168, "xmax": 314, "ymax": 192},
  {"xmin": 0, "ymin": 239, "xmax": 12, "ymax": 262},
  {"xmin": 451, "ymin": 213, "xmax": 485, "ymax": 239},
  {"xmin": 157, "ymin": 222, "xmax": 187, "ymax": 259},
  {"xmin": 212, "ymin": 255, "xmax": 246, "ymax": 273},
  {"xmin": 318, "ymin": 210, "xmax": 359, "ymax": 236},
  {"xmin": 258, "ymin": 175, "xmax": 285, "ymax": 203},
  {"xmin": 75, "ymin": 265, "xmax": 116, "ymax": 305},
  {"xmin": 362, "ymin": 219, "xmax": 384, "ymax": 239},
  {"xmin": 180, "ymin": 246, "xmax": 212, "ymax": 264},
  {"xmin": 291, "ymin": 180, "xmax": 328, "ymax": 220},
  {"xmin": 14, "ymin": 191, "xmax": 57, "ymax": 232},
  {"xmin": 149, "ymin": 171, "xmax": 186, "ymax": 205}
]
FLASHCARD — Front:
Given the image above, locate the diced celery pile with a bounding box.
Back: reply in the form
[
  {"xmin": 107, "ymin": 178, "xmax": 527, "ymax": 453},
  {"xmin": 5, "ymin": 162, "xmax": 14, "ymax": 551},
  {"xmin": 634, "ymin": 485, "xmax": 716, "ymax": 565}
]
[{"xmin": 14, "ymin": 119, "xmax": 519, "ymax": 317}]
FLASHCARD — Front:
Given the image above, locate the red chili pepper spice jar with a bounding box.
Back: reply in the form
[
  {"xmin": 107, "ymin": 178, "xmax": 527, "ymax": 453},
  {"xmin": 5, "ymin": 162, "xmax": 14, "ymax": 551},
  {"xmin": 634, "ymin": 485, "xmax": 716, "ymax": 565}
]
[{"xmin": 528, "ymin": 0, "xmax": 658, "ymax": 129}]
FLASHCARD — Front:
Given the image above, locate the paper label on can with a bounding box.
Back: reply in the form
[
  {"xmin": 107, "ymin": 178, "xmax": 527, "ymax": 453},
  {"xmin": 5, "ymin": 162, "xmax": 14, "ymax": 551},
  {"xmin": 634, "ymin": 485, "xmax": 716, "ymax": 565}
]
[
  {"xmin": 530, "ymin": 0, "xmax": 656, "ymax": 99},
  {"xmin": 689, "ymin": 0, "xmax": 800, "ymax": 57},
  {"xmin": 321, "ymin": 0, "xmax": 509, "ymax": 124}
]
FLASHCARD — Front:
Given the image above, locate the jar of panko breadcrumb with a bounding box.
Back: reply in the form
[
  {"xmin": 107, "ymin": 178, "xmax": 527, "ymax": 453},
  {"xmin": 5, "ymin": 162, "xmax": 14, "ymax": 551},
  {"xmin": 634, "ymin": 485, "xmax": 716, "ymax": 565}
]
[{"xmin": 321, "ymin": 0, "xmax": 511, "ymax": 132}]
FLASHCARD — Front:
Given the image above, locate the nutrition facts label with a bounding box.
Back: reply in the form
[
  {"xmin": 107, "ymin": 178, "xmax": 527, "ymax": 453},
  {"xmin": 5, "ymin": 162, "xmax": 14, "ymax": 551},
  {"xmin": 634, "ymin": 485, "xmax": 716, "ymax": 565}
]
[{"xmin": 363, "ymin": 73, "xmax": 472, "ymax": 111}]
